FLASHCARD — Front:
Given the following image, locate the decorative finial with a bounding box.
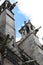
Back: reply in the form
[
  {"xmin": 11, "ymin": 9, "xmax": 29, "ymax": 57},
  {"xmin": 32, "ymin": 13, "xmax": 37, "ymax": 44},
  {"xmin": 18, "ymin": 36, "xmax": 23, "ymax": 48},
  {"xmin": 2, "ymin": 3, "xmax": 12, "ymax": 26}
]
[
  {"xmin": 24, "ymin": 21, "xmax": 26, "ymax": 24},
  {"xmin": 13, "ymin": 1, "xmax": 18, "ymax": 7},
  {"xmin": 8, "ymin": 1, "xmax": 18, "ymax": 11},
  {"xmin": 28, "ymin": 19, "xmax": 30, "ymax": 22},
  {"xmin": 35, "ymin": 26, "xmax": 41, "ymax": 34}
]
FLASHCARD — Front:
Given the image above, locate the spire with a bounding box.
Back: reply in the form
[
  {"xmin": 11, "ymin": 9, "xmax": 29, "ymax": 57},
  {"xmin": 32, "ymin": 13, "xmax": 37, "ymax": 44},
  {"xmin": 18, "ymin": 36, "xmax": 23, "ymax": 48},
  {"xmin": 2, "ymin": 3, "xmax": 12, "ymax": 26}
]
[
  {"xmin": 24, "ymin": 21, "xmax": 26, "ymax": 24},
  {"xmin": 9, "ymin": 1, "xmax": 18, "ymax": 11},
  {"xmin": 35, "ymin": 26, "xmax": 41, "ymax": 34}
]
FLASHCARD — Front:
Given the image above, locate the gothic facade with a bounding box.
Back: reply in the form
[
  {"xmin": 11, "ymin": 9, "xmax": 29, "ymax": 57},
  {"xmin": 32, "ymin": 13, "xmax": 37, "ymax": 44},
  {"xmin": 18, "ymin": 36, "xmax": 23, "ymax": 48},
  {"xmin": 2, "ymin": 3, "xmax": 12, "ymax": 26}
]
[{"xmin": 0, "ymin": 0, "xmax": 43, "ymax": 65}]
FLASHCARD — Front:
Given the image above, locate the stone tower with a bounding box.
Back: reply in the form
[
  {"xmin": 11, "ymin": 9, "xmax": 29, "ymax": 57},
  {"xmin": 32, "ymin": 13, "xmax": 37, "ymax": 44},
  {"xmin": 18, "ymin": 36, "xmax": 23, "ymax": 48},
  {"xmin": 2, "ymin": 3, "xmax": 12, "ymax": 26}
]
[
  {"xmin": 19, "ymin": 20, "xmax": 35, "ymax": 39},
  {"xmin": 0, "ymin": 0, "xmax": 21, "ymax": 65},
  {"xmin": 0, "ymin": 0, "xmax": 18, "ymax": 49},
  {"xmin": 0, "ymin": 0, "xmax": 17, "ymax": 42},
  {"xmin": 18, "ymin": 20, "xmax": 43, "ymax": 65}
]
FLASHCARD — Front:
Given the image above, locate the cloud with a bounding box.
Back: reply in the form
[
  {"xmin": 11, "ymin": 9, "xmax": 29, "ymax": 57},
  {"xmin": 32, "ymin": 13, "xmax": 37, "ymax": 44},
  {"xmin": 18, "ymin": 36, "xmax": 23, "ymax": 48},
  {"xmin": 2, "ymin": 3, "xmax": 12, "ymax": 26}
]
[
  {"xmin": 0, "ymin": 0, "xmax": 5, "ymax": 5},
  {"xmin": 16, "ymin": 0, "xmax": 43, "ymax": 44},
  {"xmin": 16, "ymin": 0, "xmax": 43, "ymax": 26},
  {"xmin": 16, "ymin": 37, "xmax": 21, "ymax": 42}
]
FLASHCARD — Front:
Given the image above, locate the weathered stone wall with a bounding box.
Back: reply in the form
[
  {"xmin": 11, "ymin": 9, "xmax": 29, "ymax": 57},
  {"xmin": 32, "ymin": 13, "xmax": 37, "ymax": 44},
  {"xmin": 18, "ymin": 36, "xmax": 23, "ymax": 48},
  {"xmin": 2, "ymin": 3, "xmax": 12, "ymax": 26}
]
[
  {"xmin": 19, "ymin": 34, "xmax": 43, "ymax": 65},
  {"xmin": 4, "ymin": 58, "xmax": 14, "ymax": 65},
  {"xmin": 0, "ymin": 9, "xmax": 16, "ymax": 41},
  {"xmin": 0, "ymin": 10, "xmax": 6, "ymax": 33},
  {"xmin": 6, "ymin": 9, "xmax": 15, "ymax": 39}
]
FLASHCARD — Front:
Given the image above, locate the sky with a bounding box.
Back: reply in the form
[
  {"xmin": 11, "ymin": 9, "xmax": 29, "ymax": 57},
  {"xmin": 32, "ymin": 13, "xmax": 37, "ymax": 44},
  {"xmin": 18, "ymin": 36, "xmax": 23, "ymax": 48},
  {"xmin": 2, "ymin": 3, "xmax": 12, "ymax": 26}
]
[{"xmin": 0, "ymin": 0, "xmax": 43, "ymax": 44}]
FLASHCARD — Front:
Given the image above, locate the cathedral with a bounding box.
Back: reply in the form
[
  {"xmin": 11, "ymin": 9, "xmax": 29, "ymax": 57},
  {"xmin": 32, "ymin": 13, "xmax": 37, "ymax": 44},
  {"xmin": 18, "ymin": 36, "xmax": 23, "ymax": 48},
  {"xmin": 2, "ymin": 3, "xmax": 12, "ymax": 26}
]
[{"xmin": 0, "ymin": 0, "xmax": 43, "ymax": 65}]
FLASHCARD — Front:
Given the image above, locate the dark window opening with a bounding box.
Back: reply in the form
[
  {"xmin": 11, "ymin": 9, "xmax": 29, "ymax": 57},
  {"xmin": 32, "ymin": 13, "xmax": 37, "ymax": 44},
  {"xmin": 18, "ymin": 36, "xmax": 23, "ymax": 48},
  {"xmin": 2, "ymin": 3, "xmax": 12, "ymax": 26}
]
[
  {"xmin": 31, "ymin": 25, "xmax": 33, "ymax": 30},
  {"xmin": 26, "ymin": 25, "xmax": 30, "ymax": 34},
  {"xmin": 23, "ymin": 31, "xmax": 25, "ymax": 35},
  {"xmin": 12, "ymin": 43, "xmax": 15, "ymax": 47}
]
